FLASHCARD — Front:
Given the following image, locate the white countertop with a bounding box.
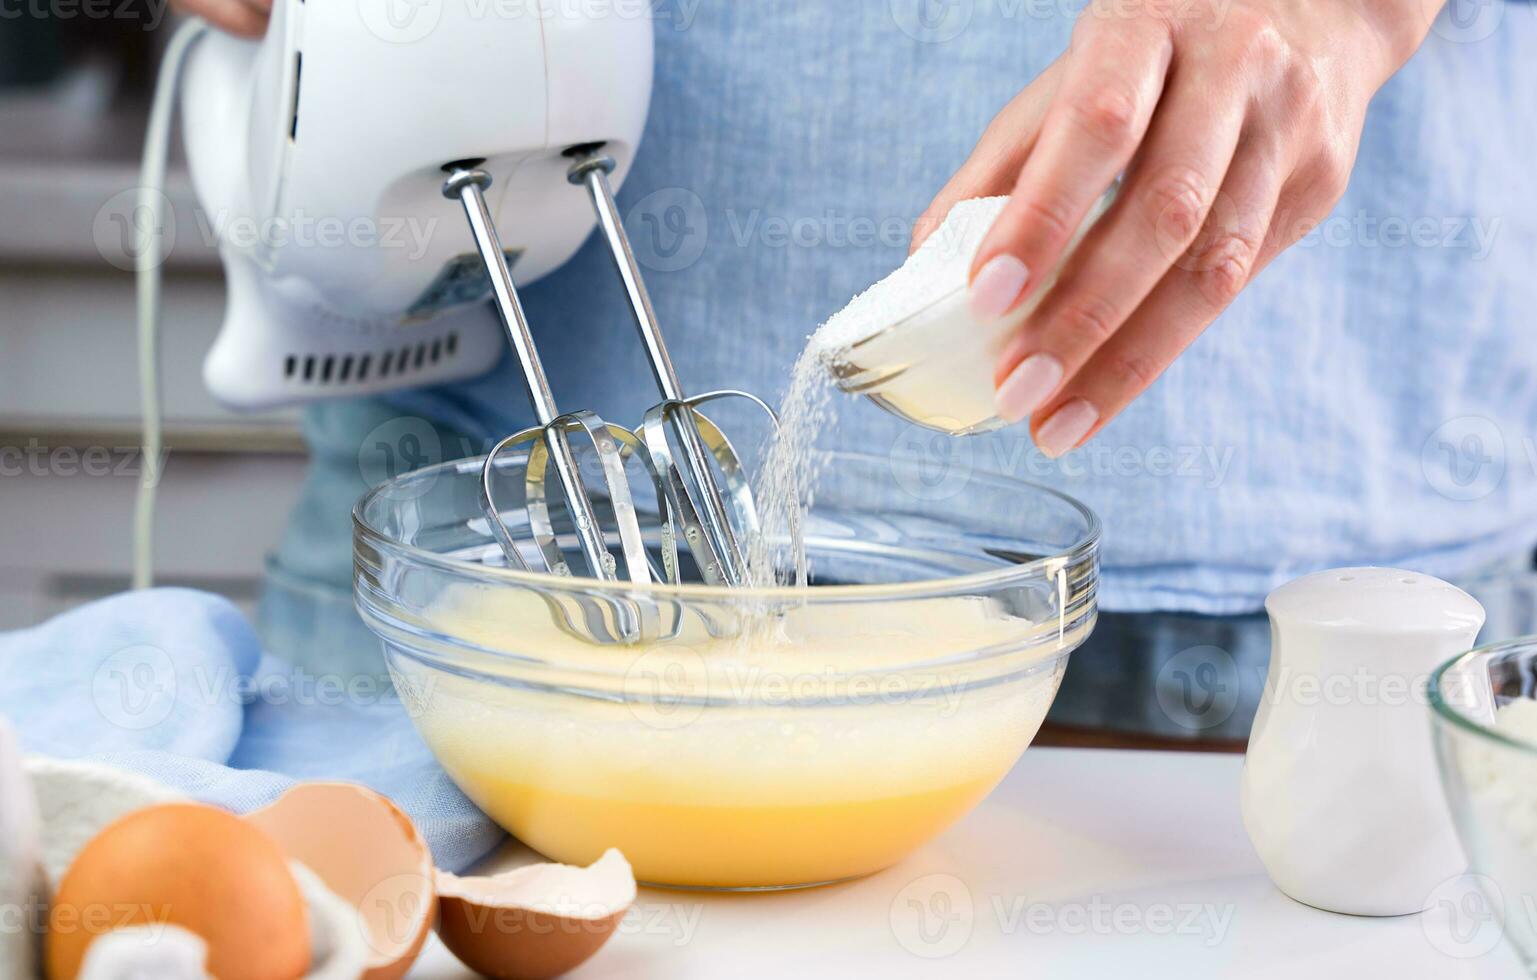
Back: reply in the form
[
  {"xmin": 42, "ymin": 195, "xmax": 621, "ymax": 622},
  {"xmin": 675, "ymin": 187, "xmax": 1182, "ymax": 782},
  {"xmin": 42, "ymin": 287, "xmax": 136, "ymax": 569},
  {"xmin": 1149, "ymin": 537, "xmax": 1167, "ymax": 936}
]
[{"xmin": 409, "ymin": 747, "xmax": 1525, "ymax": 979}]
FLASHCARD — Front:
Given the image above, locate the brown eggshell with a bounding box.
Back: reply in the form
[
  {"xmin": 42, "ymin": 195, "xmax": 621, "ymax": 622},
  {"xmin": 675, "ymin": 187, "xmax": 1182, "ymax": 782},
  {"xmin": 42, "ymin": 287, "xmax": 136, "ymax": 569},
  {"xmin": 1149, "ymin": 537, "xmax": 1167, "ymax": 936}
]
[
  {"xmin": 46, "ymin": 802, "xmax": 309, "ymax": 980},
  {"xmin": 435, "ymin": 849, "xmax": 635, "ymax": 980},
  {"xmin": 246, "ymin": 782, "xmax": 435, "ymax": 980}
]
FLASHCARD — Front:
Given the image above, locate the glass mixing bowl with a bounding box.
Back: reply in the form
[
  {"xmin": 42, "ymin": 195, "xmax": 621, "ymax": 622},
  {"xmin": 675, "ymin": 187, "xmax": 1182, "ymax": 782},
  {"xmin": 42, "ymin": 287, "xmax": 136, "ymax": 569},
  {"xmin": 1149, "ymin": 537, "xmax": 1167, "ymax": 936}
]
[
  {"xmin": 1430, "ymin": 637, "xmax": 1537, "ymax": 972},
  {"xmin": 354, "ymin": 450, "xmax": 1099, "ymax": 889}
]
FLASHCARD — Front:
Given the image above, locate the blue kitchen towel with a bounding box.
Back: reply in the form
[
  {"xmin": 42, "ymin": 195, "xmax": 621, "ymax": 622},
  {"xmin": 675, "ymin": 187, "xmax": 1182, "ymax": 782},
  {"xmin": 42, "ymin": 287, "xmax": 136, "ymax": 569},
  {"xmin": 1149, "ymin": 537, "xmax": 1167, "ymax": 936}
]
[{"xmin": 0, "ymin": 588, "xmax": 503, "ymax": 873}]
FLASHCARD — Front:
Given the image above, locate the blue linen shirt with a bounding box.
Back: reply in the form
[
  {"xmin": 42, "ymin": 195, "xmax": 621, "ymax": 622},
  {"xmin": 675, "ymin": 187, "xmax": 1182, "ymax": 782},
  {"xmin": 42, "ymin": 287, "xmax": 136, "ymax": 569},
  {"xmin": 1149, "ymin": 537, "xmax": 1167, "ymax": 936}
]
[{"xmin": 317, "ymin": 0, "xmax": 1537, "ymax": 616}]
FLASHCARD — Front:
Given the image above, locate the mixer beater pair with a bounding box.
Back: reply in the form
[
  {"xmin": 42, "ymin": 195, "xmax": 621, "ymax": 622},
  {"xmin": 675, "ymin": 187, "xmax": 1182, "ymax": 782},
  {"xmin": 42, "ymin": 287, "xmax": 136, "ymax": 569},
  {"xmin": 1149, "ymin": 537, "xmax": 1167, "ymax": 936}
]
[{"xmin": 442, "ymin": 149, "xmax": 788, "ymax": 643}]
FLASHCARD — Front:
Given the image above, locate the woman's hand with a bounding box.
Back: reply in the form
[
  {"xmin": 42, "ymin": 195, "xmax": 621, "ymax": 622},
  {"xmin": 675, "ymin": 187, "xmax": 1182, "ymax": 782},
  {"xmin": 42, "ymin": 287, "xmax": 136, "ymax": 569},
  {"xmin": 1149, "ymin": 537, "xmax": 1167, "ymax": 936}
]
[
  {"xmin": 172, "ymin": 0, "xmax": 270, "ymax": 38},
  {"xmin": 916, "ymin": 1, "xmax": 1434, "ymax": 457}
]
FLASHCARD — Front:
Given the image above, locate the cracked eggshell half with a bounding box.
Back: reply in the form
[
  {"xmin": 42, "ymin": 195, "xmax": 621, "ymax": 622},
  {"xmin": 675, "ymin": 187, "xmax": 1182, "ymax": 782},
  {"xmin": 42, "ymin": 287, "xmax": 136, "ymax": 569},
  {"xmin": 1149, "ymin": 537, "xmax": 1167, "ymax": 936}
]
[
  {"xmin": 0, "ymin": 718, "xmax": 45, "ymax": 980},
  {"xmin": 246, "ymin": 782, "xmax": 435, "ymax": 980},
  {"xmin": 435, "ymin": 849, "xmax": 636, "ymax": 980}
]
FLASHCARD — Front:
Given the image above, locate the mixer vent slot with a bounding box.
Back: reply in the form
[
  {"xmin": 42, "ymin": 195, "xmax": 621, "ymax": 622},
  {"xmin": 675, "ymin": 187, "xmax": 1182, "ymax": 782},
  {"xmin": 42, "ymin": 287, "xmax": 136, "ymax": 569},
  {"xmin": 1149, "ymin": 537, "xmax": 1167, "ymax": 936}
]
[
  {"xmin": 282, "ymin": 330, "xmax": 460, "ymax": 387},
  {"xmin": 288, "ymin": 53, "xmax": 302, "ymax": 142}
]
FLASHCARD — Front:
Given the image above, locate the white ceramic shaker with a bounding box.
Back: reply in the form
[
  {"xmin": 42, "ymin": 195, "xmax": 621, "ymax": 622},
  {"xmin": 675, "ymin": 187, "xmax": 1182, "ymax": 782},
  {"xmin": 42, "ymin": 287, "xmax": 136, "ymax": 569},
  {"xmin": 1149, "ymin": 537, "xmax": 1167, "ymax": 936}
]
[{"xmin": 1240, "ymin": 567, "xmax": 1485, "ymax": 916}]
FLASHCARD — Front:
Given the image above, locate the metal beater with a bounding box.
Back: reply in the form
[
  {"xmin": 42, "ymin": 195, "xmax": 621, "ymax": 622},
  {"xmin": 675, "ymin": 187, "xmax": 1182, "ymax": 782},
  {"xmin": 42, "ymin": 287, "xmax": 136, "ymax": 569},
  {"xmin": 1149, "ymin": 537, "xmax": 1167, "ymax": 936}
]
[{"xmin": 442, "ymin": 148, "xmax": 777, "ymax": 643}]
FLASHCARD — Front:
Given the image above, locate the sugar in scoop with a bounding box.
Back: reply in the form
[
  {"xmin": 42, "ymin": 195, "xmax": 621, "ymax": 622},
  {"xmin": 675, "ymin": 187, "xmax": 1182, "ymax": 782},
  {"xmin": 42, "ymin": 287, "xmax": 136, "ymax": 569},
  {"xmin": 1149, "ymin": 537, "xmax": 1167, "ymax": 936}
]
[
  {"xmin": 815, "ymin": 196, "xmax": 1011, "ymax": 353},
  {"xmin": 814, "ymin": 191, "xmax": 1113, "ymax": 436}
]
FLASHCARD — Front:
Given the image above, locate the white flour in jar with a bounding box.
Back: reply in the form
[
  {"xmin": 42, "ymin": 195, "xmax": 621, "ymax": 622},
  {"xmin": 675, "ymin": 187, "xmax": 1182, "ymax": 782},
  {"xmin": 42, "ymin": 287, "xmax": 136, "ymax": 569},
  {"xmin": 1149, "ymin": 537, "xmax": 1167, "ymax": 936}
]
[
  {"xmin": 1462, "ymin": 698, "xmax": 1537, "ymax": 850},
  {"xmin": 1453, "ymin": 697, "xmax": 1537, "ymax": 958}
]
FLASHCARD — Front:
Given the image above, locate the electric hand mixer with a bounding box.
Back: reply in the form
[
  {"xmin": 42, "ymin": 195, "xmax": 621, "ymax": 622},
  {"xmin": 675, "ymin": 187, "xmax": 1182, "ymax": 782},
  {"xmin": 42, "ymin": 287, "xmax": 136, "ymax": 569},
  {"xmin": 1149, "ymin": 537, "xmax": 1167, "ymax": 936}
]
[{"xmin": 137, "ymin": 2, "xmax": 784, "ymax": 641}]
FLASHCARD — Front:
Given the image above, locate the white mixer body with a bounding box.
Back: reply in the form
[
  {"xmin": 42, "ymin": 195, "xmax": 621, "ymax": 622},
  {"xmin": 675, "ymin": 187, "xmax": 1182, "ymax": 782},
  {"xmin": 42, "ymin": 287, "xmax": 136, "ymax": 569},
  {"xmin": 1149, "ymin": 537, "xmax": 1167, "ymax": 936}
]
[{"xmin": 181, "ymin": 0, "xmax": 655, "ymax": 409}]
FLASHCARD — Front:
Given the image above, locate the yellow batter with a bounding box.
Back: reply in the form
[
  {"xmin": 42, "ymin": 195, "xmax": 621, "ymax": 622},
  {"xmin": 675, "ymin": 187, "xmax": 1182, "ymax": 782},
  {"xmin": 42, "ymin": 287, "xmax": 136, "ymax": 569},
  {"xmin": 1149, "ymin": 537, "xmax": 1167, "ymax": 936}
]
[{"xmin": 393, "ymin": 586, "xmax": 1077, "ymax": 888}]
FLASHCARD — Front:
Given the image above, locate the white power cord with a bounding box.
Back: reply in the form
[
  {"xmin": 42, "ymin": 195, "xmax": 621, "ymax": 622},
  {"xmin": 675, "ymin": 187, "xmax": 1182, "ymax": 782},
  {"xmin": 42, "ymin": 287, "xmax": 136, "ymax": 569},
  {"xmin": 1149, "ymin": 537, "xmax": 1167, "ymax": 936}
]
[{"xmin": 132, "ymin": 19, "xmax": 208, "ymax": 591}]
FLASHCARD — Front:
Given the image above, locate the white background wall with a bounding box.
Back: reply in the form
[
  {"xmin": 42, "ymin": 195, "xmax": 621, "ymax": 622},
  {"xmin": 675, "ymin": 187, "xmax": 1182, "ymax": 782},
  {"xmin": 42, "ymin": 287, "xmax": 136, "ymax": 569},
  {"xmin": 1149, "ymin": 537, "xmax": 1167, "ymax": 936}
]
[{"xmin": 0, "ymin": 164, "xmax": 306, "ymax": 631}]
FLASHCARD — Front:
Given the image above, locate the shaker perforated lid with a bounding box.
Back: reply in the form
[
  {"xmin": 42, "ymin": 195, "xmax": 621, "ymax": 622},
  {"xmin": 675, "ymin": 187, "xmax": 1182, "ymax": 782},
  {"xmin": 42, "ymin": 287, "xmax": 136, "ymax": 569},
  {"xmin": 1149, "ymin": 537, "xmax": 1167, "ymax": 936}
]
[{"xmin": 1265, "ymin": 566, "xmax": 1485, "ymax": 635}]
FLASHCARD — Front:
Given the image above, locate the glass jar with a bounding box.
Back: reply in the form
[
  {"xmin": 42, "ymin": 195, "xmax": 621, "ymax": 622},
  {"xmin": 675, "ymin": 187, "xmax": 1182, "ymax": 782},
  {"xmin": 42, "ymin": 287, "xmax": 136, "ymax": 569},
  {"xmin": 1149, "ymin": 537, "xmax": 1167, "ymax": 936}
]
[{"xmin": 1430, "ymin": 637, "xmax": 1537, "ymax": 971}]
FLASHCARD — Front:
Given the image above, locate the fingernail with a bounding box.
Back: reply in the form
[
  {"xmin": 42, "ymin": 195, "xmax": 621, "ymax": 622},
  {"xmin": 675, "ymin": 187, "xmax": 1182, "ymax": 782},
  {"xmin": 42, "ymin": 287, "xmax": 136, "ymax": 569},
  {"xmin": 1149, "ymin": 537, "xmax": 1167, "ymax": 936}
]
[
  {"xmin": 995, "ymin": 353, "xmax": 1064, "ymax": 423},
  {"xmin": 969, "ymin": 254, "xmax": 1030, "ymax": 321},
  {"xmin": 1035, "ymin": 399, "xmax": 1098, "ymax": 458}
]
